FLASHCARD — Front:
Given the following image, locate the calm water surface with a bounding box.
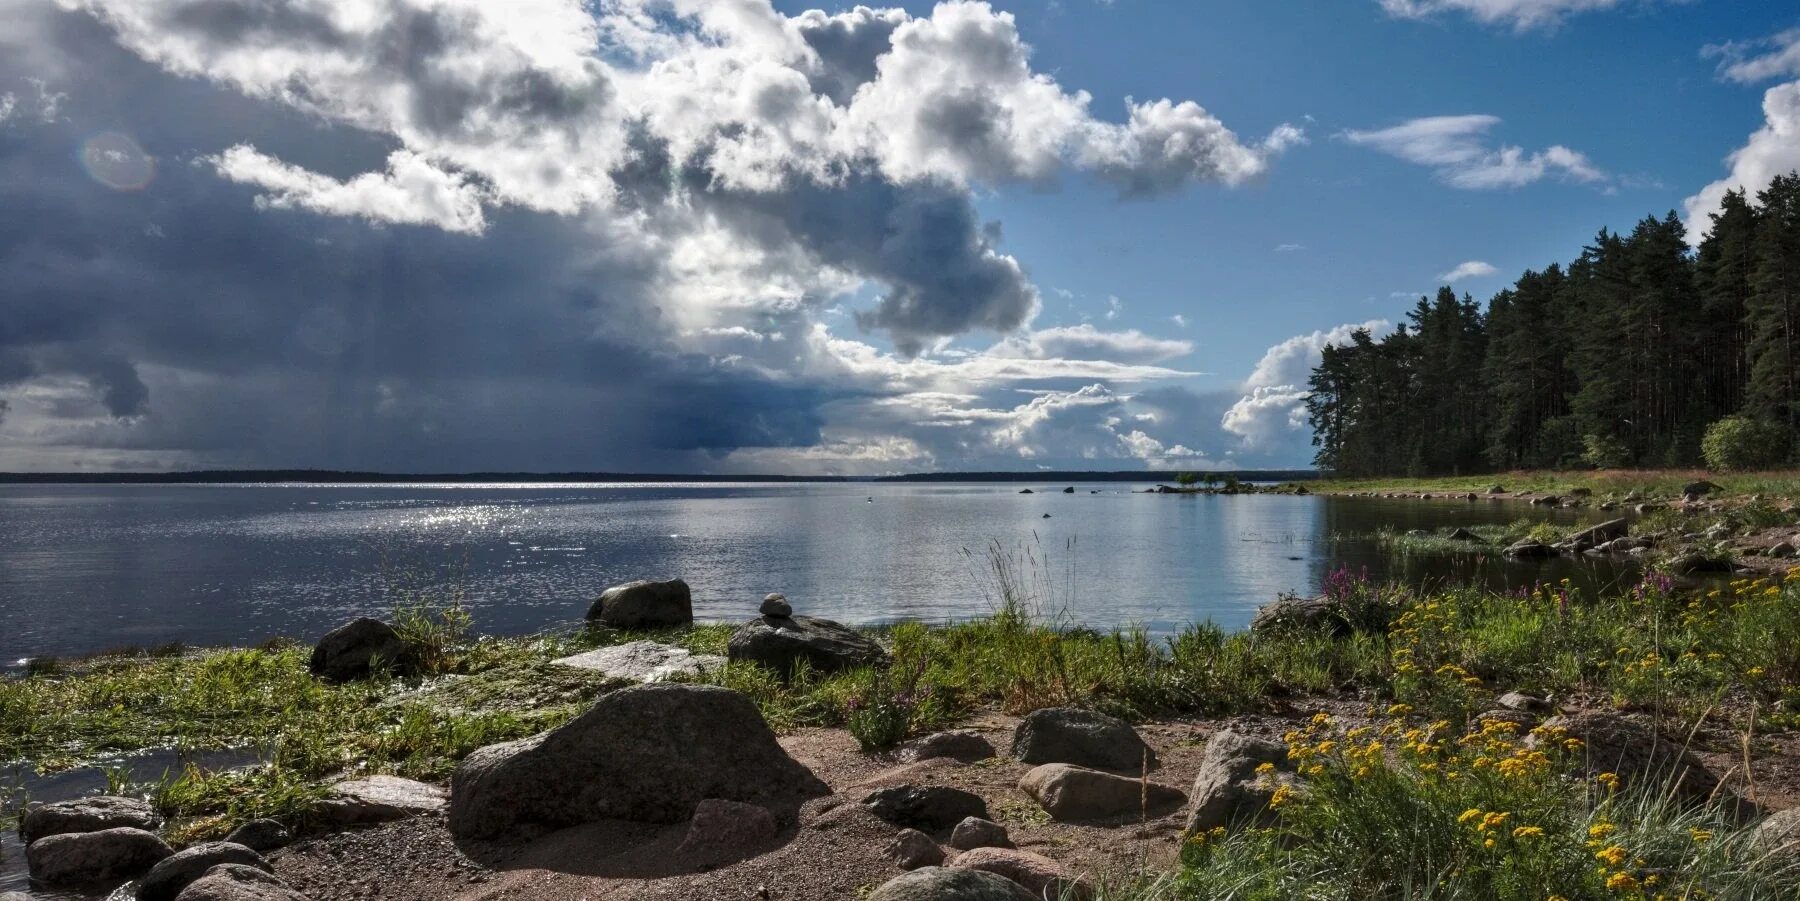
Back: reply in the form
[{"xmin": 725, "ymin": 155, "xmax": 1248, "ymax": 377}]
[{"xmin": 0, "ymin": 482, "xmax": 1637, "ymax": 664}]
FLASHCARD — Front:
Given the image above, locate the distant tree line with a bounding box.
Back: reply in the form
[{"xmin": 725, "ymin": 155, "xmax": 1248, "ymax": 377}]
[{"xmin": 1307, "ymin": 172, "xmax": 1800, "ymax": 477}]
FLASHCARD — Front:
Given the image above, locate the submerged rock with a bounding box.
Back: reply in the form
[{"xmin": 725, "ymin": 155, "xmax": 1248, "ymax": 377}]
[
  {"xmin": 727, "ymin": 613, "xmax": 888, "ymax": 677},
  {"xmin": 309, "ymin": 618, "xmax": 408, "ymax": 682},
  {"xmin": 552, "ymin": 640, "xmax": 723, "ymax": 683},
  {"xmin": 868, "ymin": 867, "xmax": 1036, "ymax": 901},
  {"xmin": 585, "ymin": 579, "xmax": 693, "ymax": 629},
  {"xmin": 21, "ymin": 795, "xmax": 162, "ymax": 844},
  {"xmin": 27, "ymin": 826, "xmax": 172, "ymax": 886},
  {"xmin": 450, "ymin": 684, "xmax": 828, "ymax": 840},
  {"xmin": 1011, "ymin": 707, "xmax": 1156, "ymax": 772}
]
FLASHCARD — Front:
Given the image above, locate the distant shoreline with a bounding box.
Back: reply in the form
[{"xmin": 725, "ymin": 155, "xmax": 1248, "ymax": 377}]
[{"xmin": 0, "ymin": 469, "xmax": 1320, "ymax": 485}]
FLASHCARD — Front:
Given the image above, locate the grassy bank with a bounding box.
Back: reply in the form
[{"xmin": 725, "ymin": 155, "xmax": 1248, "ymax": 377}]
[{"xmin": 1309, "ymin": 468, "xmax": 1800, "ymax": 502}]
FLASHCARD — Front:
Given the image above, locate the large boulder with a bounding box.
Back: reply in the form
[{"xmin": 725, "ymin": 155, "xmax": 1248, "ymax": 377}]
[
  {"xmin": 1566, "ymin": 519, "xmax": 1628, "ymax": 547},
  {"xmin": 311, "ymin": 776, "xmax": 446, "ymax": 827},
  {"xmin": 27, "ymin": 826, "xmax": 173, "ymax": 886},
  {"xmin": 309, "ymin": 618, "xmax": 407, "ymax": 681},
  {"xmin": 552, "ymin": 640, "xmax": 723, "ymax": 683},
  {"xmin": 1018, "ymin": 764, "xmax": 1186, "ymax": 823},
  {"xmin": 21, "ymin": 795, "xmax": 162, "ymax": 843},
  {"xmin": 586, "ymin": 579, "xmax": 693, "ymax": 629},
  {"xmin": 1249, "ymin": 595, "xmax": 1350, "ymax": 636},
  {"xmin": 137, "ymin": 842, "xmax": 269, "ymax": 901},
  {"xmin": 868, "ymin": 868, "xmax": 1037, "ymax": 901},
  {"xmin": 727, "ymin": 614, "xmax": 888, "ymax": 677},
  {"xmin": 449, "ymin": 683, "xmax": 827, "ymax": 840},
  {"xmin": 173, "ymin": 864, "xmax": 308, "ymax": 901},
  {"xmin": 1184, "ymin": 731, "xmax": 1288, "ymax": 835},
  {"xmin": 862, "ymin": 785, "xmax": 989, "ymax": 832},
  {"xmin": 1011, "ymin": 708, "xmax": 1157, "ymax": 772},
  {"xmin": 1525, "ymin": 712, "xmax": 1721, "ymax": 804},
  {"xmin": 951, "ymin": 848, "xmax": 1092, "ymax": 901}
]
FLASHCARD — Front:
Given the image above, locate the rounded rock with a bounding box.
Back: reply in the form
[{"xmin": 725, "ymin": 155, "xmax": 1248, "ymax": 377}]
[
  {"xmin": 885, "ymin": 828, "xmax": 945, "ymax": 870},
  {"xmin": 137, "ymin": 841, "xmax": 270, "ymax": 901},
  {"xmin": 21, "ymin": 795, "xmax": 163, "ymax": 844},
  {"xmin": 759, "ymin": 593, "xmax": 793, "ymax": 617},
  {"xmin": 173, "ymin": 863, "xmax": 307, "ymax": 901},
  {"xmin": 868, "ymin": 867, "xmax": 1037, "ymax": 901},
  {"xmin": 27, "ymin": 826, "xmax": 173, "ymax": 886},
  {"xmin": 947, "ymin": 817, "xmax": 1011, "ymax": 851},
  {"xmin": 1011, "ymin": 707, "xmax": 1157, "ymax": 772}
]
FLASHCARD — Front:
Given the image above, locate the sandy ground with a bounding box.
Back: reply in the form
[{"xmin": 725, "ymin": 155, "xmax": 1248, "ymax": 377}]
[{"xmin": 268, "ymin": 700, "xmax": 1800, "ymax": 901}]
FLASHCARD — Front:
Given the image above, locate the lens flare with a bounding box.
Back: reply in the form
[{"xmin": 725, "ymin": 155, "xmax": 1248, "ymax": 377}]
[{"xmin": 79, "ymin": 132, "xmax": 155, "ymax": 191}]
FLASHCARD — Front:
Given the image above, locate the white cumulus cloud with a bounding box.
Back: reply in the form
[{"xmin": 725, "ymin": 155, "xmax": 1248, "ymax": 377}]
[
  {"xmin": 1686, "ymin": 29, "xmax": 1800, "ymax": 245},
  {"xmin": 1376, "ymin": 0, "xmax": 1642, "ymax": 31},
  {"xmin": 1440, "ymin": 260, "xmax": 1498, "ymax": 282}
]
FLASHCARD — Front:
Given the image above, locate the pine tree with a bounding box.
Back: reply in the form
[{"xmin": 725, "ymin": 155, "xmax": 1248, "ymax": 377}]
[{"xmin": 1745, "ymin": 174, "xmax": 1800, "ymax": 450}]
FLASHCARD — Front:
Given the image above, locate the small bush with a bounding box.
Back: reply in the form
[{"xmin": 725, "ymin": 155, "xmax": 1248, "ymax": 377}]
[
  {"xmin": 1581, "ymin": 432, "xmax": 1633, "ymax": 469},
  {"xmin": 1702, "ymin": 416, "xmax": 1791, "ymax": 472},
  {"xmin": 845, "ymin": 658, "xmax": 937, "ymax": 752}
]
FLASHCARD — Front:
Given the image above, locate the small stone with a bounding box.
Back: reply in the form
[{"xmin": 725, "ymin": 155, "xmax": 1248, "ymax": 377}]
[
  {"xmin": 674, "ymin": 799, "xmax": 778, "ymax": 857},
  {"xmin": 223, "ymin": 820, "xmax": 292, "ymax": 853},
  {"xmin": 1496, "ymin": 691, "xmax": 1552, "ymax": 714},
  {"xmin": 948, "ymin": 817, "xmax": 1011, "ymax": 851},
  {"xmin": 899, "ymin": 730, "xmax": 997, "ymax": 764},
  {"xmin": 951, "ymin": 847, "xmax": 1093, "ymax": 901},
  {"xmin": 137, "ymin": 841, "xmax": 270, "ymax": 901},
  {"xmin": 885, "ymin": 828, "xmax": 945, "ymax": 870},
  {"xmin": 1770, "ymin": 542, "xmax": 1797, "ymax": 559},
  {"xmin": 27, "ymin": 826, "xmax": 173, "ymax": 886},
  {"xmin": 759, "ymin": 593, "xmax": 793, "ymax": 617},
  {"xmin": 862, "ymin": 785, "xmax": 989, "ymax": 832}
]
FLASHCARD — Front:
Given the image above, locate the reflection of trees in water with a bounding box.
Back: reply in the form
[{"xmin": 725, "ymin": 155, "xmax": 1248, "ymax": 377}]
[{"xmin": 1315, "ymin": 498, "xmax": 1641, "ymax": 600}]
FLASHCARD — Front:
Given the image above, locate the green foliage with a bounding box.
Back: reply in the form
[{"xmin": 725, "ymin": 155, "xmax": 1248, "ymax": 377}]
[
  {"xmin": 1174, "ymin": 471, "xmax": 1199, "ymax": 487},
  {"xmin": 1702, "ymin": 415, "xmax": 1791, "ymax": 471},
  {"xmin": 1580, "ymin": 432, "xmax": 1633, "ymax": 469}
]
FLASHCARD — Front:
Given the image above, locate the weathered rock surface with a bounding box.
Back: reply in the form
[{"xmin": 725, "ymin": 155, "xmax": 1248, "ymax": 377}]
[
  {"xmin": 1504, "ymin": 540, "xmax": 1557, "ymax": 558},
  {"xmin": 868, "ymin": 867, "xmax": 1037, "ymax": 901},
  {"xmin": 1184, "ymin": 730, "xmax": 1289, "ymax": 834},
  {"xmin": 1566, "ymin": 518, "xmax": 1628, "ymax": 548},
  {"xmin": 727, "ymin": 614, "xmax": 888, "ymax": 677},
  {"xmin": 450, "ymin": 683, "xmax": 828, "ymax": 840},
  {"xmin": 1496, "ymin": 691, "xmax": 1552, "ymax": 714},
  {"xmin": 551, "ymin": 640, "xmax": 723, "ymax": 683},
  {"xmin": 862, "ymin": 785, "xmax": 989, "ymax": 832},
  {"xmin": 951, "ymin": 847, "xmax": 1092, "ymax": 901},
  {"xmin": 885, "ymin": 828, "xmax": 946, "ymax": 870},
  {"xmin": 948, "ymin": 817, "xmax": 1011, "ymax": 851},
  {"xmin": 312, "ymin": 776, "xmax": 447, "ymax": 827},
  {"xmin": 173, "ymin": 863, "xmax": 307, "ymax": 901},
  {"xmin": 222, "ymin": 819, "xmax": 292, "ymax": 853},
  {"xmin": 21, "ymin": 795, "xmax": 163, "ymax": 844},
  {"xmin": 309, "ymin": 618, "xmax": 407, "ymax": 682},
  {"xmin": 137, "ymin": 841, "xmax": 270, "ymax": 901},
  {"xmin": 1011, "ymin": 707, "xmax": 1157, "ymax": 772},
  {"xmin": 1526, "ymin": 712, "xmax": 1720, "ymax": 803},
  {"xmin": 585, "ymin": 579, "xmax": 693, "ymax": 629},
  {"xmin": 27, "ymin": 826, "xmax": 173, "ymax": 885},
  {"xmin": 759, "ymin": 593, "xmax": 793, "ymax": 617},
  {"xmin": 1249, "ymin": 595, "xmax": 1352, "ymax": 636},
  {"xmin": 1018, "ymin": 763, "xmax": 1186, "ymax": 823},
  {"xmin": 1753, "ymin": 807, "xmax": 1800, "ymax": 856},
  {"xmin": 674, "ymin": 799, "xmax": 778, "ymax": 857},
  {"xmin": 900, "ymin": 730, "xmax": 998, "ymax": 764}
]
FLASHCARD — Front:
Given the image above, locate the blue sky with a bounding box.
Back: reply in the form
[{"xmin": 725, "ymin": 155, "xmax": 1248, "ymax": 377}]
[{"xmin": 0, "ymin": 0, "xmax": 1796, "ymax": 474}]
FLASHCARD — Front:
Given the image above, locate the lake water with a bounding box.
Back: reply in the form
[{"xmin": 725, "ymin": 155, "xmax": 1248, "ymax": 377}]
[{"xmin": 0, "ymin": 482, "xmax": 1639, "ymax": 664}]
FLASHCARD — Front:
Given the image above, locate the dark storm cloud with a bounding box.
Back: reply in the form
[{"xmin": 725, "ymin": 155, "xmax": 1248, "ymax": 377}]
[
  {"xmin": 0, "ymin": 6, "xmax": 826, "ymax": 470},
  {"xmin": 794, "ymin": 6, "xmax": 907, "ymax": 106}
]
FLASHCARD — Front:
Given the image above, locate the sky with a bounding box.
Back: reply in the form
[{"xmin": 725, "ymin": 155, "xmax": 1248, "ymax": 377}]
[{"xmin": 0, "ymin": 0, "xmax": 1796, "ymax": 475}]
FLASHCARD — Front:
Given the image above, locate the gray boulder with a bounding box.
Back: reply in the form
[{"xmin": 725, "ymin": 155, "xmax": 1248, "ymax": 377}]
[
  {"xmin": 868, "ymin": 868, "xmax": 1037, "ymax": 901},
  {"xmin": 137, "ymin": 841, "xmax": 269, "ymax": 901},
  {"xmin": 309, "ymin": 618, "xmax": 407, "ymax": 681},
  {"xmin": 948, "ymin": 817, "xmax": 1011, "ymax": 851},
  {"xmin": 727, "ymin": 614, "xmax": 888, "ymax": 677},
  {"xmin": 900, "ymin": 730, "xmax": 998, "ymax": 764},
  {"xmin": 1496, "ymin": 692, "xmax": 1552, "ymax": 714},
  {"xmin": 1018, "ymin": 763, "xmax": 1186, "ymax": 823},
  {"xmin": 1011, "ymin": 707, "xmax": 1157, "ymax": 772},
  {"xmin": 21, "ymin": 795, "xmax": 162, "ymax": 843},
  {"xmin": 862, "ymin": 785, "xmax": 989, "ymax": 832},
  {"xmin": 885, "ymin": 828, "xmax": 945, "ymax": 870},
  {"xmin": 586, "ymin": 579, "xmax": 693, "ymax": 629},
  {"xmin": 27, "ymin": 826, "xmax": 173, "ymax": 886},
  {"xmin": 450, "ymin": 683, "xmax": 827, "ymax": 840},
  {"xmin": 312, "ymin": 776, "xmax": 446, "ymax": 827},
  {"xmin": 552, "ymin": 640, "xmax": 723, "ymax": 683},
  {"xmin": 173, "ymin": 864, "xmax": 307, "ymax": 901},
  {"xmin": 1249, "ymin": 595, "xmax": 1351, "ymax": 636},
  {"xmin": 1184, "ymin": 731, "xmax": 1288, "ymax": 835},
  {"xmin": 222, "ymin": 819, "xmax": 291, "ymax": 853}
]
